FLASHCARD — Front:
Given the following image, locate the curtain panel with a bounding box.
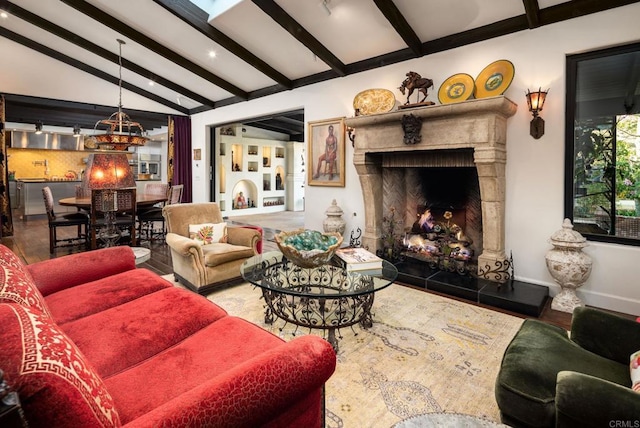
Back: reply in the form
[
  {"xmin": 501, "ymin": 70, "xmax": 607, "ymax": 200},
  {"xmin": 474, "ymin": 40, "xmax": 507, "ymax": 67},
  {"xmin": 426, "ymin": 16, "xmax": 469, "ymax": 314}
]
[{"xmin": 168, "ymin": 116, "xmax": 192, "ymax": 203}]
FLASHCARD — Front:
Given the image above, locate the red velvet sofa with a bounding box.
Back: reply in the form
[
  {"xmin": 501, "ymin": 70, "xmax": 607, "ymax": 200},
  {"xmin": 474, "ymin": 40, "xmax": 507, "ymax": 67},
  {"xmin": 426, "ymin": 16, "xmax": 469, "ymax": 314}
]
[{"xmin": 0, "ymin": 245, "xmax": 336, "ymax": 428}]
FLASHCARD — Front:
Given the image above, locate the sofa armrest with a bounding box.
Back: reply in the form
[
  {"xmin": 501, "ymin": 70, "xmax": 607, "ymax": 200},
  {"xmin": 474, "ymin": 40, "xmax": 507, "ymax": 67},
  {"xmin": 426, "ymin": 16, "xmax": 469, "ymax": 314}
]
[
  {"xmin": 165, "ymin": 233, "xmax": 204, "ymax": 258},
  {"xmin": 570, "ymin": 307, "xmax": 640, "ymax": 364},
  {"xmin": 227, "ymin": 226, "xmax": 261, "ymax": 253},
  {"xmin": 556, "ymin": 371, "xmax": 640, "ymax": 428},
  {"xmin": 26, "ymin": 246, "xmax": 136, "ymax": 296},
  {"xmin": 122, "ymin": 335, "xmax": 336, "ymax": 428}
]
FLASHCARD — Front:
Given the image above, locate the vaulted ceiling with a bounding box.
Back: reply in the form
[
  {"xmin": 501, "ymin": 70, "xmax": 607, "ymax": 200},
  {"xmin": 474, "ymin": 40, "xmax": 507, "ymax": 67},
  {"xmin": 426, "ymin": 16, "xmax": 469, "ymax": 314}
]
[{"xmin": 1, "ymin": 0, "xmax": 638, "ymax": 141}]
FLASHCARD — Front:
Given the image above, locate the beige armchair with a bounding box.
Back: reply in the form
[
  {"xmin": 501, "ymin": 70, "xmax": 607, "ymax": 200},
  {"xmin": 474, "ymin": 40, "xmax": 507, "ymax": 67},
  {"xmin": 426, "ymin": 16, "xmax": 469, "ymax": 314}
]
[{"xmin": 163, "ymin": 202, "xmax": 261, "ymax": 294}]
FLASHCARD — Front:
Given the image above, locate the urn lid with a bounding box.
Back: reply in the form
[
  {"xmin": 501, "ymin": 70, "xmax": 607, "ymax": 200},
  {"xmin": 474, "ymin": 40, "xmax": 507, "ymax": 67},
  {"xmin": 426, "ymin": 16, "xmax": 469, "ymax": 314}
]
[
  {"xmin": 549, "ymin": 218, "xmax": 588, "ymax": 248},
  {"xmin": 325, "ymin": 199, "xmax": 344, "ymax": 217}
]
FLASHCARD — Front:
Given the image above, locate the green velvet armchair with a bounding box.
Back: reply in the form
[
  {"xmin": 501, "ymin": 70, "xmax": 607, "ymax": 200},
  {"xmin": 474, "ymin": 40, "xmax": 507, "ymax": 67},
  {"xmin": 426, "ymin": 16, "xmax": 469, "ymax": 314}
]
[{"xmin": 496, "ymin": 307, "xmax": 640, "ymax": 428}]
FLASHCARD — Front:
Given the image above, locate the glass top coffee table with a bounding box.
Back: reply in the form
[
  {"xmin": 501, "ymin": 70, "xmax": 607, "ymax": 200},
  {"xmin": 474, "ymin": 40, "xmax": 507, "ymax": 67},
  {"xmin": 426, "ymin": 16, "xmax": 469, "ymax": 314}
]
[{"xmin": 240, "ymin": 251, "xmax": 398, "ymax": 351}]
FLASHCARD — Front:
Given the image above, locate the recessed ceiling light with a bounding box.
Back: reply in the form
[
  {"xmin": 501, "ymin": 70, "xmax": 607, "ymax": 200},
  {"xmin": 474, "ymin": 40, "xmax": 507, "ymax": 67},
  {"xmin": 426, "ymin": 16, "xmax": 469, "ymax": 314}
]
[
  {"xmin": 0, "ymin": 11, "xmax": 8, "ymax": 18},
  {"xmin": 148, "ymin": 81, "xmax": 155, "ymax": 86},
  {"xmin": 208, "ymin": 50, "xmax": 217, "ymax": 58}
]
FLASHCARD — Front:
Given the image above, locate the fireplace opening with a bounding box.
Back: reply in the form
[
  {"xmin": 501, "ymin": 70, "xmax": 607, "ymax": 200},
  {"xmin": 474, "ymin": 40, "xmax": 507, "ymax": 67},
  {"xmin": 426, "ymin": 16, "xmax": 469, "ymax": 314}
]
[{"xmin": 393, "ymin": 166, "xmax": 482, "ymax": 275}]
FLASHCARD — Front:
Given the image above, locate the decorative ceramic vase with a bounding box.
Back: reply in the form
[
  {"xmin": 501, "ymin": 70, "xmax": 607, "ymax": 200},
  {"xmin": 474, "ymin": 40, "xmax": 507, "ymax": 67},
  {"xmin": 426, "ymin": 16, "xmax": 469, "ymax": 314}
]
[
  {"xmin": 323, "ymin": 199, "xmax": 346, "ymax": 236},
  {"xmin": 545, "ymin": 218, "xmax": 592, "ymax": 313}
]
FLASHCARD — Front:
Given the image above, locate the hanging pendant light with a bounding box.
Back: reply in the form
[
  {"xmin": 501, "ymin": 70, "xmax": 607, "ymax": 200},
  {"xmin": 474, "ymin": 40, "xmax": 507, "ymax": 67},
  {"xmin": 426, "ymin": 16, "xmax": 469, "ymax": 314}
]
[{"xmin": 93, "ymin": 39, "xmax": 149, "ymax": 151}]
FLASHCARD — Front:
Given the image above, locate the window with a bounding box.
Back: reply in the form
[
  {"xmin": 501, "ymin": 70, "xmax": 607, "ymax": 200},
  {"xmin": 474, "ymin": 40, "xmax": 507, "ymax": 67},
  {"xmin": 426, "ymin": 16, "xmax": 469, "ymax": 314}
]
[{"xmin": 565, "ymin": 42, "xmax": 640, "ymax": 245}]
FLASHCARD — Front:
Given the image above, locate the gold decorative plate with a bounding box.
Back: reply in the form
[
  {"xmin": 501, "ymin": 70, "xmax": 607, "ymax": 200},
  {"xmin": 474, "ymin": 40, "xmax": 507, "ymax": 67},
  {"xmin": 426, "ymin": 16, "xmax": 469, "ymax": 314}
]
[
  {"xmin": 438, "ymin": 73, "xmax": 475, "ymax": 104},
  {"xmin": 474, "ymin": 59, "xmax": 515, "ymax": 98},
  {"xmin": 353, "ymin": 88, "xmax": 396, "ymax": 115}
]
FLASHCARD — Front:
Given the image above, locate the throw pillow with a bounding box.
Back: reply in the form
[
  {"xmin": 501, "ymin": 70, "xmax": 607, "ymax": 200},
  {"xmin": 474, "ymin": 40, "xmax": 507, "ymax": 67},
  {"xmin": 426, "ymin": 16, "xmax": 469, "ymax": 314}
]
[
  {"xmin": 631, "ymin": 350, "xmax": 640, "ymax": 392},
  {"xmin": 0, "ymin": 264, "xmax": 52, "ymax": 317},
  {"xmin": 189, "ymin": 222, "xmax": 228, "ymax": 245},
  {"xmin": 0, "ymin": 303, "xmax": 121, "ymax": 427}
]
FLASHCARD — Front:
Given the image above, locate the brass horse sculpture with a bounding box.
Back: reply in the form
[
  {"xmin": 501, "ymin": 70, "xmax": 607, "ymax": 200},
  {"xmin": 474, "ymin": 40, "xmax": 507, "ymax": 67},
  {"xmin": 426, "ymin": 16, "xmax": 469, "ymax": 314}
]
[{"xmin": 398, "ymin": 71, "xmax": 434, "ymax": 105}]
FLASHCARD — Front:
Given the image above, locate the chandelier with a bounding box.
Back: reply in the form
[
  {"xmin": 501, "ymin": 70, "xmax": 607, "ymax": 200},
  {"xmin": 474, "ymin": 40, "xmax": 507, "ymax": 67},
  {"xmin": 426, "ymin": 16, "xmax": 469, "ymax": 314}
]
[{"xmin": 93, "ymin": 39, "xmax": 149, "ymax": 151}]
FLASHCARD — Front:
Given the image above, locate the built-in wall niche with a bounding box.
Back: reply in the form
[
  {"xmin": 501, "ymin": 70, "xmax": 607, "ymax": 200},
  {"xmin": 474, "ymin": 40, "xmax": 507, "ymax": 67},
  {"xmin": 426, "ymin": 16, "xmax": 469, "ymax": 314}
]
[
  {"xmin": 248, "ymin": 161, "xmax": 259, "ymax": 172},
  {"xmin": 219, "ymin": 143, "xmax": 226, "ymax": 156},
  {"xmin": 264, "ymin": 196, "xmax": 284, "ymax": 206},
  {"xmin": 248, "ymin": 145, "xmax": 258, "ymax": 155},
  {"xmin": 220, "ymin": 165, "xmax": 226, "ymax": 193},
  {"xmin": 275, "ymin": 166, "xmax": 284, "ymax": 190},
  {"xmin": 231, "ymin": 144, "xmax": 243, "ymax": 171},
  {"xmin": 232, "ymin": 179, "xmax": 257, "ymax": 209},
  {"xmin": 275, "ymin": 147, "xmax": 284, "ymax": 158},
  {"xmin": 263, "ymin": 146, "xmax": 271, "ymax": 167},
  {"xmin": 263, "ymin": 173, "xmax": 271, "ymax": 190}
]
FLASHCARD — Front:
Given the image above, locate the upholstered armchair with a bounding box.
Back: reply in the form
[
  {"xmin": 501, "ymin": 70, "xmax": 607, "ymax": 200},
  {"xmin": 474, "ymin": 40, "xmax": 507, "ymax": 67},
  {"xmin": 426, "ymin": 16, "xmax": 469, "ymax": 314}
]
[
  {"xmin": 163, "ymin": 202, "xmax": 261, "ymax": 294},
  {"xmin": 496, "ymin": 307, "xmax": 640, "ymax": 427}
]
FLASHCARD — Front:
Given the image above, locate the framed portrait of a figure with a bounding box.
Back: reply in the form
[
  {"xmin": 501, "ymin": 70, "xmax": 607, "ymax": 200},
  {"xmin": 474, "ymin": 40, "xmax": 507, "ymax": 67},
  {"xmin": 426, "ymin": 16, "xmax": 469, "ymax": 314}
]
[{"xmin": 307, "ymin": 117, "xmax": 346, "ymax": 187}]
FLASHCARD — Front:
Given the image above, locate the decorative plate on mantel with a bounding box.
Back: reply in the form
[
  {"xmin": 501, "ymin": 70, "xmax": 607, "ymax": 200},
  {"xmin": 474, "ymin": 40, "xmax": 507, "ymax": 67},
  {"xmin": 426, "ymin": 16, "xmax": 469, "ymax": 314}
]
[
  {"xmin": 353, "ymin": 88, "xmax": 397, "ymax": 115},
  {"xmin": 438, "ymin": 73, "xmax": 475, "ymax": 104},
  {"xmin": 474, "ymin": 59, "xmax": 515, "ymax": 98}
]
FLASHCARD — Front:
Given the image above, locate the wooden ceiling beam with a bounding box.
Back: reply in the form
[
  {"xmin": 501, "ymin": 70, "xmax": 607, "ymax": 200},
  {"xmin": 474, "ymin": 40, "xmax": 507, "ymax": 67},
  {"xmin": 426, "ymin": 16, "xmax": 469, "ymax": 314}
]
[
  {"xmin": 152, "ymin": 0, "xmax": 292, "ymax": 89},
  {"xmin": 59, "ymin": 0, "xmax": 249, "ymax": 100},
  {"xmin": 522, "ymin": 0, "xmax": 541, "ymax": 28},
  {"xmin": 0, "ymin": 0, "xmax": 216, "ymax": 108},
  {"xmin": 0, "ymin": 27, "xmax": 188, "ymax": 115},
  {"xmin": 251, "ymin": 0, "xmax": 346, "ymax": 76},
  {"xmin": 372, "ymin": 0, "xmax": 422, "ymax": 56}
]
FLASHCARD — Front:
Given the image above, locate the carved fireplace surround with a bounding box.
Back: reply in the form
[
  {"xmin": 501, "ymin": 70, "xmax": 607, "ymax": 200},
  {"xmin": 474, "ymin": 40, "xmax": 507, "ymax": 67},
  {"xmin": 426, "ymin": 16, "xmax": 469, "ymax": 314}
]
[{"xmin": 345, "ymin": 96, "xmax": 517, "ymax": 279}]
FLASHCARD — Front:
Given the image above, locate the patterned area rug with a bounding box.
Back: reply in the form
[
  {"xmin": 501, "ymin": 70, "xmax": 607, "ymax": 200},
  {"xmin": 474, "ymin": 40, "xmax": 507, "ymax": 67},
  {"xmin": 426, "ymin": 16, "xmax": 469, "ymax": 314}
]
[{"xmin": 163, "ymin": 276, "xmax": 522, "ymax": 427}]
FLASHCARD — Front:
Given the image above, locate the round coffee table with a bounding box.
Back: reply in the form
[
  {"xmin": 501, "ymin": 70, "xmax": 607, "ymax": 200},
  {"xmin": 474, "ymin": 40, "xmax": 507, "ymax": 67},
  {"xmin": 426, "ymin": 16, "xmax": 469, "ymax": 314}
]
[{"xmin": 241, "ymin": 251, "xmax": 398, "ymax": 352}]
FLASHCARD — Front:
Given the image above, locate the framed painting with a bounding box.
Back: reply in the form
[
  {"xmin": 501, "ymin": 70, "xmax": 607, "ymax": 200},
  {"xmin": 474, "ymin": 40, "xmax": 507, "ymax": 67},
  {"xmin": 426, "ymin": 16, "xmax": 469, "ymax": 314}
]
[{"xmin": 307, "ymin": 117, "xmax": 346, "ymax": 187}]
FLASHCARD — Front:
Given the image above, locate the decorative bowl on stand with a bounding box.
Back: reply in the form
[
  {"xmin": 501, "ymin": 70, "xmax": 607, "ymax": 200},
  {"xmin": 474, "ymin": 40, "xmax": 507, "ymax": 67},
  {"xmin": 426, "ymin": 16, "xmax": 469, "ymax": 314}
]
[{"xmin": 275, "ymin": 229, "xmax": 343, "ymax": 268}]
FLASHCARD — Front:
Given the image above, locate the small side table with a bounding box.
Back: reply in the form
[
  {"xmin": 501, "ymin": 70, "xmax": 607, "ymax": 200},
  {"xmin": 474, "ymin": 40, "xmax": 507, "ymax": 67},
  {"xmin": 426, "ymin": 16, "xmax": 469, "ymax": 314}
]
[{"xmin": 132, "ymin": 247, "xmax": 151, "ymax": 265}]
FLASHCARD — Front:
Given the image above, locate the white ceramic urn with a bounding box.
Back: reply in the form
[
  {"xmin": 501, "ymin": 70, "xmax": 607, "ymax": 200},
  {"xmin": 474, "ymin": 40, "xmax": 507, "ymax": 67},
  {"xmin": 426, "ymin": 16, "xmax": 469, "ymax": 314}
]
[
  {"xmin": 323, "ymin": 199, "xmax": 346, "ymax": 236},
  {"xmin": 545, "ymin": 218, "xmax": 593, "ymax": 313}
]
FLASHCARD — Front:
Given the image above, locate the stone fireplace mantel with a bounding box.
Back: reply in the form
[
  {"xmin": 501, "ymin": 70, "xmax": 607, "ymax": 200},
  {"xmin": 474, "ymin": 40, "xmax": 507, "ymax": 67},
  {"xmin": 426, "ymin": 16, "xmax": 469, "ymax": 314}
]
[{"xmin": 345, "ymin": 96, "xmax": 517, "ymax": 279}]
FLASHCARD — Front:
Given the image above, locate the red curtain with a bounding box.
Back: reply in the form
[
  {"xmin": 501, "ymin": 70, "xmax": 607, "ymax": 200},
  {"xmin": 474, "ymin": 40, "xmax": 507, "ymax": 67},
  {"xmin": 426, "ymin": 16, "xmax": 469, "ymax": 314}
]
[{"xmin": 169, "ymin": 116, "xmax": 192, "ymax": 203}]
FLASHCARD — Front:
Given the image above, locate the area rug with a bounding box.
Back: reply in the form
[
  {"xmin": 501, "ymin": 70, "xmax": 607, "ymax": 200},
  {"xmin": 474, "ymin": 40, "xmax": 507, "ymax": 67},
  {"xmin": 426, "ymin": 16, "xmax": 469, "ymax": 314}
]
[{"xmin": 163, "ymin": 275, "xmax": 523, "ymax": 427}]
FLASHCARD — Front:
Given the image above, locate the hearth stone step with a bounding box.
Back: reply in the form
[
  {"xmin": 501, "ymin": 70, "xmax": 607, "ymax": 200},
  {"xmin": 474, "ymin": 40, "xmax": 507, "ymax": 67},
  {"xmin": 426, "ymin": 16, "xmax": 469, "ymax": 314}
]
[{"xmin": 394, "ymin": 260, "xmax": 549, "ymax": 317}]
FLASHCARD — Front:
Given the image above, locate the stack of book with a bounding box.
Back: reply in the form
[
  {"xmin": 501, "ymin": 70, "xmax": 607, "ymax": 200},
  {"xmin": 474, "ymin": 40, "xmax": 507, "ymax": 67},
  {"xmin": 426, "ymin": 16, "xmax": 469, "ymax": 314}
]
[{"xmin": 333, "ymin": 247, "xmax": 383, "ymax": 275}]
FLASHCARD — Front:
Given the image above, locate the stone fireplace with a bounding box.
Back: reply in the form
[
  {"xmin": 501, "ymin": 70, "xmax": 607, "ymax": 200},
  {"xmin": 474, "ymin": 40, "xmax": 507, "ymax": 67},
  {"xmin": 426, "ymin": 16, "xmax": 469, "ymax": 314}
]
[{"xmin": 345, "ymin": 96, "xmax": 517, "ymax": 280}]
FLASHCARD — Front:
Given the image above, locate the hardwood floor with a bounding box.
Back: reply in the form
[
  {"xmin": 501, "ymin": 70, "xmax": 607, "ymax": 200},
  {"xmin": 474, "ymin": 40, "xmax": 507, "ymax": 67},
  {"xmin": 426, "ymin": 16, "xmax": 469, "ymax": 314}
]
[{"xmin": 7, "ymin": 209, "xmax": 632, "ymax": 331}]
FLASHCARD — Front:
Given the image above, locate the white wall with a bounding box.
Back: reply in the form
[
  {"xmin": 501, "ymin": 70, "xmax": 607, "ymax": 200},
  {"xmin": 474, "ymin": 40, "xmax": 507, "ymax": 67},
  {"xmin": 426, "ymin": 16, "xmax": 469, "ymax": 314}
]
[{"xmin": 191, "ymin": 3, "xmax": 640, "ymax": 315}]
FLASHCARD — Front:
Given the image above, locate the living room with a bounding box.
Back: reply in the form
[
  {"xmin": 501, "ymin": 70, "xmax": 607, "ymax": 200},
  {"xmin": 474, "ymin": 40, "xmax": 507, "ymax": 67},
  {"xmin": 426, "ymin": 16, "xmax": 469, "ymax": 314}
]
[{"xmin": 1, "ymin": 1, "xmax": 640, "ymax": 427}]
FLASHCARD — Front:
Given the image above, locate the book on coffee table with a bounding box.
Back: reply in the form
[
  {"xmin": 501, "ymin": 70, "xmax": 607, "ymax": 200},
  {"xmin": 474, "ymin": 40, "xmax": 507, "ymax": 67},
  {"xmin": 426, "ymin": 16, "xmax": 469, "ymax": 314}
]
[{"xmin": 334, "ymin": 247, "xmax": 383, "ymax": 271}]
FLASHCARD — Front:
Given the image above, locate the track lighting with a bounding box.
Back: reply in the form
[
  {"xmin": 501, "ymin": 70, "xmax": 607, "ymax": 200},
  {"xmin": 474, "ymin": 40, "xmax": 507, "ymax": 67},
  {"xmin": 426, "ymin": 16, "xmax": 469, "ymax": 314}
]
[
  {"xmin": 35, "ymin": 121, "xmax": 43, "ymax": 135},
  {"xmin": 73, "ymin": 125, "xmax": 81, "ymax": 137}
]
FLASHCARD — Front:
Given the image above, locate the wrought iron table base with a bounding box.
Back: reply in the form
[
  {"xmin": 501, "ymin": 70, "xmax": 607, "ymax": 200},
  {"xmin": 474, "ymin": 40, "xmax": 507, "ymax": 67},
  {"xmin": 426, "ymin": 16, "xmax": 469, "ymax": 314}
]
[{"xmin": 260, "ymin": 288, "xmax": 376, "ymax": 352}]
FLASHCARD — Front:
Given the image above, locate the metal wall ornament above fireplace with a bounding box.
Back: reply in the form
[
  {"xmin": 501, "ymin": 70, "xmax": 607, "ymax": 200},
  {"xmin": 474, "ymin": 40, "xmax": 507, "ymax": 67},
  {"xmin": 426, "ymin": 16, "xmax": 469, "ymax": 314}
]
[{"xmin": 345, "ymin": 96, "xmax": 517, "ymax": 282}]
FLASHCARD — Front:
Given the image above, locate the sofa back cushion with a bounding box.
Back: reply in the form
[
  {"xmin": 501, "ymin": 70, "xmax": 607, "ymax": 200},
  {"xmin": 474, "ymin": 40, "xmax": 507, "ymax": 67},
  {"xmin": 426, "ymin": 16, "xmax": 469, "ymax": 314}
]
[
  {"xmin": 0, "ymin": 265, "xmax": 51, "ymax": 317},
  {"xmin": 0, "ymin": 303, "xmax": 121, "ymax": 428}
]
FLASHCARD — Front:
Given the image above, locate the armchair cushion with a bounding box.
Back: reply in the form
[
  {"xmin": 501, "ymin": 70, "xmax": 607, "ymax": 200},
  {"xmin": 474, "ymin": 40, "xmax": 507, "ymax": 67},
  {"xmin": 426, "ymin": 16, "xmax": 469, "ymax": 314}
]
[
  {"xmin": 632, "ymin": 350, "xmax": 640, "ymax": 392},
  {"xmin": 0, "ymin": 303, "xmax": 121, "ymax": 428},
  {"xmin": 189, "ymin": 222, "xmax": 228, "ymax": 244},
  {"xmin": 0, "ymin": 264, "xmax": 52, "ymax": 317},
  {"xmin": 202, "ymin": 243, "xmax": 256, "ymax": 267}
]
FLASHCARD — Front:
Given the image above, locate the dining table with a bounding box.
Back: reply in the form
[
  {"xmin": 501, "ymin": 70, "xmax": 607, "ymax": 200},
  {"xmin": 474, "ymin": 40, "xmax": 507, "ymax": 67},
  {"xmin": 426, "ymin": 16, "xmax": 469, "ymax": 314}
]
[{"xmin": 58, "ymin": 194, "xmax": 168, "ymax": 210}]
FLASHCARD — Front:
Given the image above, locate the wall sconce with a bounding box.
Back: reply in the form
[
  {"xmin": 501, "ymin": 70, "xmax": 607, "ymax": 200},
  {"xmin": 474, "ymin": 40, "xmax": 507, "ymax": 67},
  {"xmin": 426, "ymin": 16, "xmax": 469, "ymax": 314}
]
[
  {"xmin": 73, "ymin": 125, "xmax": 81, "ymax": 137},
  {"xmin": 34, "ymin": 121, "xmax": 43, "ymax": 135},
  {"xmin": 526, "ymin": 88, "xmax": 549, "ymax": 139}
]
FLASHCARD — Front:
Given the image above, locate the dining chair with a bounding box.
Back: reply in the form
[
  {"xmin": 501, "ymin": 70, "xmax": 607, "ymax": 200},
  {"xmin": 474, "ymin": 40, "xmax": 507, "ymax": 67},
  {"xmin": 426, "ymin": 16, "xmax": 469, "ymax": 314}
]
[
  {"xmin": 138, "ymin": 184, "xmax": 181, "ymax": 242},
  {"xmin": 90, "ymin": 188, "xmax": 137, "ymax": 249},
  {"xmin": 42, "ymin": 186, "xmax": 90, "ymax": 254}
]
